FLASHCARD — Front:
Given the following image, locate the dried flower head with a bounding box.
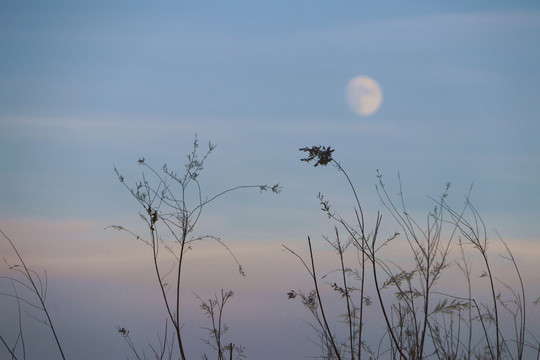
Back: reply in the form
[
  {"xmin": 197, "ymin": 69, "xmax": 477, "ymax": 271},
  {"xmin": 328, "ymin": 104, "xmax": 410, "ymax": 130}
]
[{"xmin": 299, "ymin": 146, "xmax": 334, "ymax": 167}]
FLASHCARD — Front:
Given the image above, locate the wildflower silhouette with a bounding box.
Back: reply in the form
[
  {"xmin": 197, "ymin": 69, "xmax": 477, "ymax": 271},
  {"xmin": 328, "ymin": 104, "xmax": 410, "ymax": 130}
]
[
  {"xmin": 299, "ymin": 146, "xmax": 334, "ymax": 167},
  {"xmin": 110, "ymin": 136, "xmax": 280, "ymax": 360}
]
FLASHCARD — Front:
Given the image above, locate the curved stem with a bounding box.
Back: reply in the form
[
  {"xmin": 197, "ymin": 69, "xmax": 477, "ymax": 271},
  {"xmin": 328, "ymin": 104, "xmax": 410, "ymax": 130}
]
[
  {"xmin": 369, "ymin": 215, "xmax": 408, "ymax": 360},
  {"xmin": 307, "ymin": 236, "xmax": 343, "ymax": 360},
  {"xmin": 0, "ymin": 227, "xmax": 66, "ymax": 360}
]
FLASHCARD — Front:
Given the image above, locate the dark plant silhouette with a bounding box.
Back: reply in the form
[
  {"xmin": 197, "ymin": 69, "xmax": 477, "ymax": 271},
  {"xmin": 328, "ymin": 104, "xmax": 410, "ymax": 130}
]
[
  {"xmin": 0, "ymin": 227, "xmax": 66, "ymax": 360},
  {"xmin": 300, "ymin": 146, "xmax": 335, "ymax": 167},
  {"xmin": 1, "ymin": 142, "xmax": 538, "ymax": 360},
  {"xmin": 288, "ymin": 145, "xmax": 539, "ymax": 360},
  {"xmin": 109, "ymin": 136, "xmax": 280, "ymax": 359},
  {"xmin": 198, "ymin": 290, "xmax": 246, "ymax": 360}
]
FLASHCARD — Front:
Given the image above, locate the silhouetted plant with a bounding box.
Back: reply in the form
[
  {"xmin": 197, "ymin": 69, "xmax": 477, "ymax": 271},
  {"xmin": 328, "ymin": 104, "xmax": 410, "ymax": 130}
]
[
  {"xmin": 110, "ymin": 136, "xmax": 280, "ymax": 359},
  {"xmin": 0, "ymin": 227, "xmax": 66, "ymax": 360},
  {"xmin": 289, "ymin": 145, "xmax": 539, "ymax": 360},
  {"xmin": 115, "ymin": 321, "xmax": 179, "ymax": 360},
  {"xmin": 198, "ymin": 289, "xmax": 246, "ymax": 360},
  {"xmin": 2, "ymin": 142, "xmax": 539, "ymax": 360}
]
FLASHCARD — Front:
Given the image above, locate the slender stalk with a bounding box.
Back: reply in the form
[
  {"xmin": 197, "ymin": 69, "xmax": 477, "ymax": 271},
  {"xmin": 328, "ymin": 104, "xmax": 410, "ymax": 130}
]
[
  {"xmin": 307, "ymin": 236, "xmax": 343, "ymax": 360},
  {"xmin": 175, "ymin": 219, "xmax": 188, "ymax": 360},
  {"xmin": 419, "ymin": 241, "xmax": 431, "ymax": 359},
  {"xmin": 458, "ymin": 241, "xmax": 473, "ymax": 360},
  {"xmin": 335, "ymin": 229, "xmax": 354, "ymax": 359},
  {"xmin": 0, "ymin": 227, "xmax": 66, "ymax": 360},
  {"xmin": 369, "ymin": 214, "xmax": 408, "ymax": 360},
  {"xmin": 333, "ymin": 156, "xmax": 367, "ymax": 360},
  {"xmin": 482, "ymin": 253, "xmax": 500, "ymax": 360},
  {"xmin": 11, "ymin": 280, "xmax": 26, "ymax": 359},
  {"xmin": 499, "ymin": 235, "xmax": 526, "ymax": 360},
  {"xmin": 357, "ymin": 243, "xmax": 366, "ymax": 360},
  {"xmin": 0, "ymin": 334, "xmax": 19, "ymax": 360}
]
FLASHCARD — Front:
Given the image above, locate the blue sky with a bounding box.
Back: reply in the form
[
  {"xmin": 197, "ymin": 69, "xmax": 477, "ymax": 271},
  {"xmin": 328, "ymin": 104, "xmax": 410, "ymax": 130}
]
[{"xmin": 1, "ymin": 1, "xmax": 540, "ymax": 359}]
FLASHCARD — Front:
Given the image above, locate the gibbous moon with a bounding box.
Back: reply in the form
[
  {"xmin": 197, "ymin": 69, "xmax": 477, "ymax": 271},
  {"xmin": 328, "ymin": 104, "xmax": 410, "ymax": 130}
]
[{"xmin": 346, "ymin": 76, "xmax": 383, "ymax": 116}]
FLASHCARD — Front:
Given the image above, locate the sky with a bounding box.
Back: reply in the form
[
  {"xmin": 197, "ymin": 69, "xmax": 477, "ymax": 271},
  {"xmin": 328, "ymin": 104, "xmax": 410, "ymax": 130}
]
[{"xmin": 1, "ymin": 1, "xmax": 540, "ymax": 359}]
